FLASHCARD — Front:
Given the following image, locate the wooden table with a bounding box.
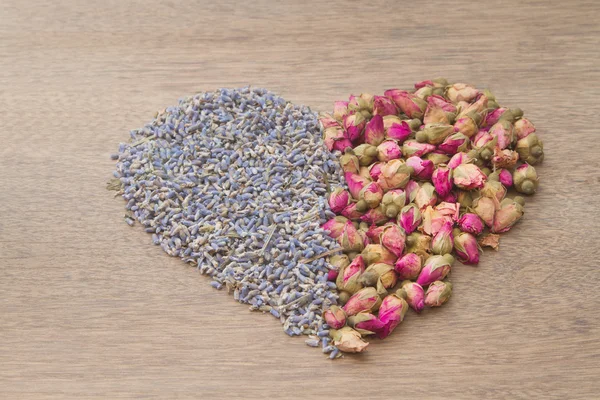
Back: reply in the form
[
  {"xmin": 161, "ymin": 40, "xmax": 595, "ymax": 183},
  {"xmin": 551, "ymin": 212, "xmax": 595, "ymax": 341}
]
[{"xmin": 2, "ymin": 1, "xmax": 599, "ymax": 398}]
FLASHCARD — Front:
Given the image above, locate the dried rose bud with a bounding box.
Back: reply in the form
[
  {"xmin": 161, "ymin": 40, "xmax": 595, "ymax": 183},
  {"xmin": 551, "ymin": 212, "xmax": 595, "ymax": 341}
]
[
  {"xmin": 338, "ymin": 221, "xmax": 366, "ymax": 252},
  {"xmin": 402, "ymin": 140, "xmax": 436, "ymax": 158},
  {"xmin": 458, "ymin": 94, "xmax": 488, "ymax": 117},
  {"xmin": 415, "ymin": 79, "xmax": 435, "ymax": 89},
  {"xmin": 322, "ymin": 216, "xmax": 349, "ymax": 238},
  {"xmin": 515, "ymin": 132, "xmax": 544, "ymax": 165},
  {"xmin": 319, "ymin": 113, "xmax": 341, "ymax": 129},
  {"xmin": 364, "ymin": 114, "xmax": 385, "ymax": 146},
  {"xmin": 431, "ymin": 221, "xmax": 454, "ymax": 255},
  {"xmin": 404, "ymin": 180, "xmax": 420, "ymax": 203},
  {"xmin": 347, "ymin": 312, "xmax": 384, "ymax": 336},
  {"xmin": 479, "ymin": 233, "xmax": 500, "ymax": 250},
  {"xmin": 353, "ymin": 143, "xmax": 379, "ymax": 166},
  {"xmin": 384, "ymin": 89, "xmax": 427, "ymax": 119},
  {"xmin": 453, "ymin": 164, "xmax": 487, "ymax": 190},
  {"xmin": 340, "ymin": 151, "xmax": 360, "ymax": 174},
  {"xmin": 415, "ymin": 182, "xmax": 438, "ymax": 210},
  {"xmin": 498, "ymin": 108, "xmax": 521, "ymax": 123},
  {"xmin": 489, "ymin": 120, "xmax": 514, "ymax": 150},
  {"xmin": 446, "ymin": 83, "xmax": 479, "ymax": 103},
  {"xmin": 421, "ymin": 206, "xmax": 450, "ymax": 236},
  {"xmin": 345, "ymin": 172, "xmax": 370, "ymax": 199},
  {"xmin": 369, "ymin": 162, "xmax": 383, "ymax": 181},
  {"xmin": 348, "ymin": 93, "xmax": 374, "ymax": 115},
  {"xmin": 394, "ymin": 253, "xmax": 423, "ymax": 280},
  {"xmin": 341, "ymin": 202, "xmax": 366, "ymax": 220},
  {"xmin": 514, "ymin": 117, "xmax": 536, "ymax": 140},
  {"xmin": 377, "ymin": 140, "xmax": 403, "ymax": 162},
  {"xmin": 327, "ymin": 269, "xmax": 339, "ymax": 282},
  {"xmin": 436, "ymin": 202, "xmax": 460, "ymax": 221},
  {"xmin": 491, "ymin": 197, "xmax": 525, "ymax": 233},
  {"xmin": 333, "ymin": 101, "xmax": 349, "ymax": 121},
  {"xmin": 343, "ymin": 113, "xmax": 366, "ymax": 143},
  {"xmin": 423, "ymin": 95, "xmax": 457, "ymax": 125},
  {"xmin": 365, "ymin": 224, "xmax": 386, "ymax": 244},
  {"xmin": 323, "ymin": 126, "xmax": 353, "ymax": 152},
  {"xmin": 359, "ymin": 182, "xmax": 384, "ymax": 209},
  {"xmin": 362, "ymin": 244, "xmax": 397, "ymax": 266},
  {"xmin": 472, "ymin": 196, "xmax": 498, "ymax": 228},
  {"xmin": 336, "ymin": 254, "xmax": 365, "ymax": 294},
  {"xmin": 498, "ymin": 169, "xmax": 513, "ymax": 187},
  {"xmin": 323, "ymin": 306, "xmax": 347, "ymax": 329},
  {"xmin": 331, "ymin": 327, "xmax": 369, "ymax": 353},
  {"xmin": 457, "ymin": 190, "xmax": 474, "ymax": 210},
  {"xmin": 380, "ymin": 224, "xmax": 406, "ymax": 257},
  {"xmin": 360, "ymin": 206, "xmax": 388, "ymax": 225},
  {"xmin": 480, "ymin": 179, "xmax": 507, "ymax": 203},
  {"xmin": 472, "ymin": 130, "xmax": 494, "ymax": 149},
  {"xmin": 424, "ymin": 281, "xmax": 453, "ymax": 307},
  {"xmin": 405, "ymin": 232, "xmax": 432, "ymax": 260},
  {"xmin": 453, "ymin": 111, "xmax": 482, "ymax": 138},
  {"xmin": 399, "ymin": 280, "xmax": 425, "ymax": 313},
  {"xmin": 458, "ymin": 213, "xmax": 484, "ymax": 235},
  {"xmin": 377, "ymin": 159, "xmax": 413, "ymax": 191},
  {"xmin": 439, "ymin": 191, "xmax": 458, "ymax": 203},
  {"xmin": 425, "ymin": 152, "xmax": 451, "ymax": 167},
  {"xmin": 328, "ymin": 254, "xmax": 350, "ymax": 281},
  {"xmin": 438, "ymin": 132, "xmax": 470, "ymax": 155},
  {"xmin": 447, "ymin": 151, "xmax": 471, "ymax": 169},
  {"xmin": 376, "ymin": 292, "xmax": 409, "ymax": 339},
  {"xmin": 372, "ymin": 95, "xmax": 398, "ymax": 117},
  {"xmin": 453, "ymin": 230, "xmax": 481, "ymax": 264},
  {"xmin": 414, "ymin": 86, "xmax": 433, "ymax": 100},
  {"xmin": 398, "ymin": 203, "xmax": 422, "ymax": 234},
  {"xmin": 381, "ymin": 189, "xmax": 407, "ymax": 218},
  {"xmin": 386, "ymin": 120, "xmax": 413, "ymax": 143},
  {"xmin": 491, "ymin": 148, "xmax": 519, "ymax": 170},
  {"xmin": 416, "ymin": 254, "xmax": 454, "ymax": 286},
  {"xmin": 365, "ymin": 263, "xmax": 398, "ymax": 289},
  {"xmin": 482, "ymin": 107, "xmax": 507, "ymax": 129},
  {"xmin": 406, "ymin": 156, "xmax": 435, "ymax": 180},
  {"xmin": 358, "ymin": 166, "xmax": 372, "ymax": 181},
  {"xmin": 428, "ymin": 166, "xmax": 452, "ymax": 200},
  {"xmin": 328, "ymin": 188, "xmax": 350, "ymax": 214},
  {"xmin": 513, "ymin": 164, "xmax": 539, "ymax": 195},
  {"xmin": 415, "ymin": 123, "xmax": 455, "ymax": 145},
  {"xmin": 383, "ymin": 115, "xmax": 402, "ymax": 130},
  {"xmin": 343, "ymin": 286, "xmax": 382, "ymax": 316}
]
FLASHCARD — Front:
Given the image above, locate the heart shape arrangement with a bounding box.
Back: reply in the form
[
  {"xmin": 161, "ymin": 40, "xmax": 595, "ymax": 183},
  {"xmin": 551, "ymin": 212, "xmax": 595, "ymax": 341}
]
[{"xmin": 318, "ymin": 78, "xmax": 543, "ymax": 353}]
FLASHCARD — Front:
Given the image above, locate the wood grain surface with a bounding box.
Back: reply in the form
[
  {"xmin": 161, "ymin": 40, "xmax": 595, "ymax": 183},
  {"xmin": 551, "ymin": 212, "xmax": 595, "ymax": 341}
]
[{"xmin": 1, "ymin": 0, "xmax": 600, "ymax": 398}]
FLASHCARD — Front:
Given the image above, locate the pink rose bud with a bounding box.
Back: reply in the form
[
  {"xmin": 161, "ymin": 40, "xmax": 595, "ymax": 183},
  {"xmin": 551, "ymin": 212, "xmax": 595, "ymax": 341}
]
[
  {"xmin": 372, "ymin": 95, "xmax": 398, "ymax": 117},
  {"xmin": 406, "ymin": 156, "xmax": 434, "ymax": 180},
  {"xmin": 364, "ymin": 114, "xmax": 385, "ymax": 146},
  {"xmin": 340, "ymin": 152, "xmax": 360, "ymax": 174},
  {"xmin": 482, "ymin": 107, "xmax": 508, "ymax": 129},
  {"xmin": 491, "ymin": 148, "xmax": 519, "ymax": 169},
  {"xmin": 424, "ymin": 281, "xmax": 453, "ymax": 307},
  {"xmin": 447, "ymin": 151, "xmax": 471, "ymax": 169},
  {"xmin": 384, "ymin": 89, "xmax": 427, "ymax": 119},
  {"xmin": 331, "ymin": 327, "xmax": 369, "ymax": 353},
  {"xmin": 415, "ymin": 79, "xmax": 435, "ymax": 89},
  {"xmin": 343, "ymin": 286, "xmax": 382, "ymax": 316},
  {"xmin": 454, "ymin": 230, "xmax": 481, "ymax": 264},
  {"xmin": 387, "ymin": 120, "xmax": 413, "ymax": 143},
  {"xmin": 338, "ymin": 221, "xmax": 366, "ymax": 252},
  {"xmin": 489, "ymin": 120, "xmax": 514, "ymax": 150},
  {"xmin": 421, "ymin": 206, "xmax": 450, "ymax": 236},
  {"xmin": 431, "ymin": 165, "xmax": 453, "ymax": 197},
  {"xmin": 435, "ymin": 202, "xmax": 460, "ymax": 221},
  {"xmin": 333, "ymin": 101, "xmax": 349, "ymax": 121},
  {"xmin": 398, "ymin": 204, "xmax": 422, "ymax": 234},
  {"xmin": 480, "ymin": 180, "xmax": 507, "ymax": 203},
  {"xmin": 394, "ymin": 253, "xmax": 423, "ymax": 280},
  {"xmin": 498, "ymin": 168, "xmax": 513, "ymax": 187},
  {"xmin": 440, "ymin": 191, "xmax": 458, "ymax": 203},
  {"xmin": 452, "ymin": 164, "xmax": 487, "ymax": 190},
  {"xmin": 336, "ymin": 254, "xmax": 365, "ymax": 294},
  {"xmin": 380, "ymin": 224, "xmax": 406, "ymax": 257},
  {"xmin": 341, "ymin": 202, "xmax": 366, "ymax": 220},
  {"xmin": 472, "ymin": 196, "xmax": 498, "ymax": 228},
  {"xmin": 360, "ymin": 206, "xmax": 389, "ymax": 225},
  {"xmin": 369, "ymin": 162, "xmax": 383, "ymax": 181},
  {"xmin": 328, "ymin": 187, "xmax": 350, "ymax": 214},
  {"xmin": 376, "ymin": 292, "xmax": 408, "ymax": 339},
  {"xmin": 491, "ymin": 197, "xmax": 525, "ymax": 233},
  {"xmin": 377, "ymin": 140, "xmax": 403, "ymax": 162},
  {"xmin": 414, "ymin": 182, "xmax": 438, "ymax": 210},
  {"xmin": 323, "ymin": 126, "xmax": 353, "ymax": 152},
  {"xmin": 366, "ymin": 224, "xmax": 387, "ymax": 244},
  {"xmin": 458, "ymin": 213, "xmax": 484, "ymax": 235},
  {"xmin": 377, "ymin": 159, "xmax": 413, "ymax": 191},
  {"xmin": 453, "ymin": 112, "xmax": 481, "ymax": 138},
  {"xmin": 405, "ymin": 232, "xmax": 432, "ymax": 259},
  {"xmin": 415, "ymin": 123, "xmax": 455, "ymax": 145},
  {"xmin": 402, "ymin": 140, "xmax": 436, "ymax": 158},
  {"xmin": 514, "ymin": 117, "xmax": 536, "ymax": 140},
  {"xmin": 416, "ymin": 254, "xmax": 454, "ymax": 286},
  {"xmin": 323, "ymin": 306, "xmax": 347, "ymax": 329},
  {"xmin": 382, "ymin": 115, "xmax": 403, "ymax": 131},
  {"xmin": 446, "ymin": 83, "xmax": 479, "ymax": 103},
  {"xmin": 343, "ymin": 113, "xmax": 366, "ymax": 143},
  {"xmin": 327, "ymin": 269, "xmax": 339, "ymax": 282},
  {"xmin": 431, "ymin": 221, "xmax": 454, "ymax": 255},
  {"xmin": 404, "ymin": 180, "xmax": 420, "ymax": 203},
  {"xmin": 381, "ymin": 189, "xmax": 407, "ymax": 218},
  {"xmin": 515, "ymin": 132, "xmax": 544, "ymax": 165},
  {"xmin": 472, "ymin": 130, "xmax": 494, "ymax": 148},
  {"xmin": 319, "ymin": 113, "xmax": 341, "ymax": 129},
  {"xmin": 362, "ymin": 244, "xmax": 397, "ymax": 266},
  {"xmin": 458, "ymin": 94, "xmax": 488, "ymax": 117},
  {"xmin": 327, "ymin": 254, "xmax": 350, "ymax": 282},
  {"xmin": 353, "ymin": 143, "xmax": 379, "ymax": 166},
  {"xmin": 322, "ymin": 216, "xmax": 350, "ymax": 238},
  {"xmin": 348, "ymin": 93, "xmax": 374, "ymax": 113},
  {"xmin": 365, "ymin": 262, "xmax": 398, "ymax": 289},
  {"xmin": 425, "ymin": 152, "xmax": 451, "ymax": 167},
  {"xmin": 414, "ymin": 86, "xmax": 433, "ymax": 99},
  {"xmin": 513, "ymin": 163, "xmax": 539, "ymax": 195},
  {"xmin": 359, "ymin": 182, "xmax": 384, "ymax": 209},
  {"xmin": 423, "ymin": 95, "xmax": 457, "ymax": 125},
  {"xmin": 345, "ymin": 172, "xmax": 370, "ymax": 199},
  {"xmin": 347, "ymin": 312, "xmax": 385, "ymax": 336},
  {"xmin": 399, "ymin": 281, "xmax": 425, "ymax": 313},
  {"xmin": 438, "ymin": 132, "xmax": 470, "ymax": 155}
]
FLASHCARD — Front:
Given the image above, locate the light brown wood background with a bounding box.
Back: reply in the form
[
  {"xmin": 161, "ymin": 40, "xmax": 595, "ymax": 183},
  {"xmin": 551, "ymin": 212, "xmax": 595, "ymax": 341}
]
[{"xmin": 1, "ymin": 0, "xmax": 599, "ymax": 398}]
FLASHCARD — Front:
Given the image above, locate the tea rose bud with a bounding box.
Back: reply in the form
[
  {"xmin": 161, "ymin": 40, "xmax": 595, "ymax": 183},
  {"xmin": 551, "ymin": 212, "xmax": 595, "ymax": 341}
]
[
  {"xmin": 402, "ymin": 140, "xmax": 436, "ymax": 158},
  {"xmin": 362, "ymin": 244, "xmax": 397, "ymax": 266},
  {"xmin": 415, "ymin": 79, "xmax": 435, "ymax": 89},
  {"xmin": 360, "ymin": 206, "xmax": 389, "ymax": 225},
  {"xmin": 405, "ymin": 232, "xmax": 432, "ymax": 260},
  {"xmin": 331, "ymin": 327, "xmax": 369, "ymax": 353},
  {"xmin": 399, "ymin": 280, "xmax": 425, "ymax": 313},
  {"xmin": 398, "ymin": 203, "xmax": 422, "ymax": 234},
  {"xmin": 514, "ymin": 117, "xmax": 536, "ymax": 140},
  {"xmin": 341, "ymin": 202, "xmax": 366, "ymax": 220},
  {"xmin": 333, "ymin": 101, "xmax": 349, "ymax": 121},
  {"xmin": 453, "ymin": 230, "xmax": 481, "ymax": 264},
  {"xmin": 345, "ymin": 172, "xmax": 370, "ymax": 199},
  {"xmin": 323, "ymin": 306, "xmax": 347, "ymax": 329},
  {"xmin": 431, "ymin": 165, "xmax": 453, "ymax": 197},
  {"xmin": 421, "ymin": 206, "xmax": 449, "ymax": 236},
  {"xmin": 369, "ymin": 162, "xmax": 384, "ymax": 181},
  {"xmin": 384, "ymin": 89, "xmax": 427, "ymax": 119},
  {"xmin": 377, "ymin": 140, "xmax": 403, "ymax": 162},
  {"xmin": 414, "ymin": 86, "xmax": 433, "ymax": 100},
  {"xmin": 359, "ymin": 182, "xmax": 384, "ymax": 209},
  {"xmin": 436, "ymin": 202, "xmax": 460, "ymax": 221},
  {"xmin": 319, "ymin": 113, "xmax": 341, "ymax": 129},
  {"xmin": 489, "ymin": 120, "xmax": 514, "ymax": 150},
  {"xmin": 365, "ymin": 224, "xmax": 387, "ymax": 244},
  {"xmin": 515, "ymin": 132, "xmax": 544, "ymax": 165},
  {"xmin": 472, "ymin": 130, "xmax": 494, "ymax": 149},
  {"xmin": 453, "ymin": 111, "xmax": 482, "ymax": 138},
  {"xmin": 482, "ymin": 107, "xmax": 507, "ymax": 129},
  {"xmin": 380, "ymin": 224, "xmax": 406, "ymax": 257},
  {"xmin": 457, "ymin": 190, "xmax": 474, "ymax": 210},
  {"xmin": 472, "ymin": 195, "xmax": 497, "ymax": 228},
  {"xmin": 328, "ymin": 187, "xmax": 350, "ymax": 213},
  {"xmin": 498, "ymin": 169, "xmax": 513, "ymax": 187},
  {"xmin": 423, "ymin": 95, "xmax": 457, "ymax": 125},
  {"xmin": 446, "ymin": 83, "xmax": 479, "ymax": 103},
  {"xmin": 381, "ymin": 189, "xmax": 407, "ymax": 219},
  {"xmin": 415, "ymin": 123, "xmax": 455, "ymax": 145},
  {"xmin": 377, "ymin": 159, "xmax": 413, "ymax": 191},
  {"xmin": 364, "ymin": 114, "xmax": 385, "ymax": 146},
  {"xmin": 498, "ymin": 108, "xmax": 520, "ymax": 123},
  {"xmin": 458, "ymin": 213, "xmax": 484, "ymax": 235},
  {"xmin": 348, "ymin": 93, "xmax": 374, "ymax": 115},
  {"xmin": 336, "ymin": 254, "xmax": 365, "ymax": 294},
  {"xmin": 343, "ymin": 113, "xmax": 366, "ymax": 143},
  {"xmin": 414, "ymin": 182, "xmax": 438, "ymax": 210},
  {"xmin": 323, "ymin": 126, "xmax": 353, "ymax": 152},
  {"xmin": 372, "ymin": 95, "xmax": 398, "ymax": 117},
  {"xmin": 394, "ymin": 253, "xmax": 423, "ymax": 280},
  {"xmin": 458, "ymin": 94, "xmax": 488, "ymax": 117},
  {"xmin": 478, "ymin": 233, "xmax": 500, "ymax": 251},
  {"xmin": 365, "ymin": 263, "xmax": 398, "ymax": 289},
  {"xmin": 386, "ymin": 120, "xmax": 413, "ymax": 143},
  {"xmin": 343, "ymin": 286, "xmax": 382, "ymax": 316},
  {"xmin": 322, "ymin": 216, "xmax": 350, "ymax": 239},
  {"xmin": 424, "ymin": 281, "xmax": 453, "ymax": 307},
  {"xmin": 439, "ymin": 191, "xmax": 458, "ymax": 203},
  {"xmin": 328, "ymin": 254, "xmax": 351, "ymax": 281},
  {"xmin": 339, "ymin": 220, "xmax": 366, "ymax": 252},
  {"xmin": 376, "ymin": 292, "xmax": 408, "ymax": 339},
  {"xmin": 491, "ymin": 148, "xmax": 519, "ymax": 170},
  {"xmin": 453, "ymin": 164, "xmax": 487, "ymax": 190},
  {"xmin": 416, "ymin": 254, "xmax": 454, "ymax": 286},
  {"xmin": 404, "ymin": 180, "xmax": 420, "ymax": 203},
  {"xmin": 425, "ymin": 152, "xmax": 451, "ymax": 167},
  {"xmin": 491, "ymin": 197, "xmax": 525, "ymax": 233},
  {"xmin": 480, "ymin": 179, "xmax": 507, "ymax": 203},
  {"xmin": 353, "ymin": 143, "xmax": 379, "ymax": 166},
  {"xmin": 431, "ymin": 221, "xmax": 454, "ymax": 255},
  {"xmin": 438, "ymin": 132, "xmax": 470, "ymax": 155},
  {"xmin": 347, "ymin": 312, "xmax": 384, "ymax": 336},
  {"xmin": 447, "ymin": 151, "xmax": 471, "ymax": 169},
  {"xmin": 340, "ymin": 151, "xmax": 360, "ymax": 174},
  {"xmin": 406, "ymin": 156, "xmax": 435, "ymax": 180},
  {"xmin": 513, "ymin": 164, "xmax": 539, "ymax": 195}
]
